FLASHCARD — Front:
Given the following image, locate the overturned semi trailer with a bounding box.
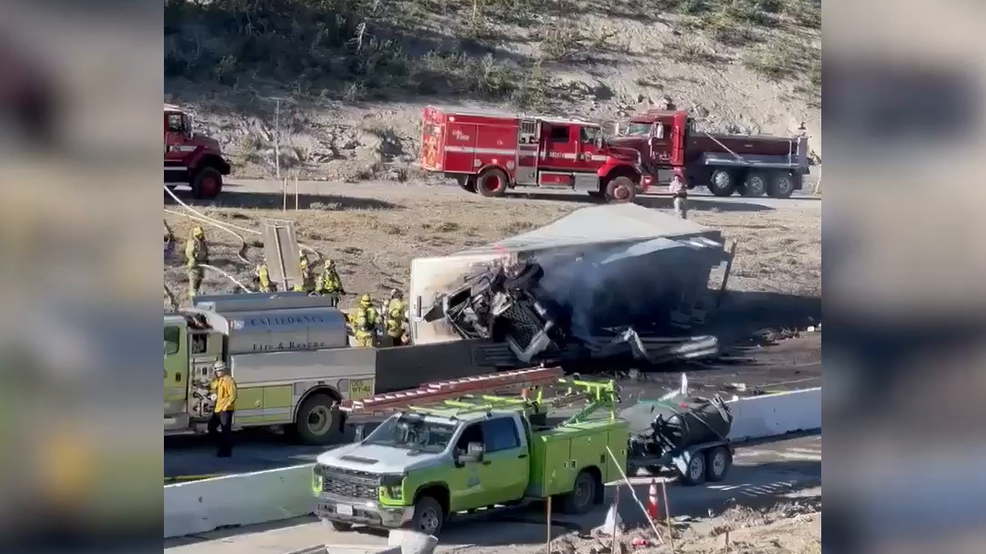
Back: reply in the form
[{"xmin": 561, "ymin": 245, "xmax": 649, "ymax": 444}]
[{"xmin": 408, "ymin": 204, "xmax": 734, "ymax": 368}]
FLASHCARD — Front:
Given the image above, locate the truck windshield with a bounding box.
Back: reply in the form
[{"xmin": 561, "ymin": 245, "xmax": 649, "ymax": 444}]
[
  {"xmin": 619, "ymin": 123, "xmax": 651, "ymax": 137},
  {"xmin": 363, "ymin": 414, "xmax": 456, "ymax": 453}
]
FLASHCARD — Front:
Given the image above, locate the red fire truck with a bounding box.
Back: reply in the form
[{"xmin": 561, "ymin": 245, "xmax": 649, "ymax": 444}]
[
  {"xmin": 419, "ymin": 107, "xmax": 653, "ymax": 203},
  {"xmin": 608, "ymin": 110, "xmax": 810, "ymax": 198},
  {"xmin": 164, "ymin": 104, "xmax": 231, "ymax": 200}
]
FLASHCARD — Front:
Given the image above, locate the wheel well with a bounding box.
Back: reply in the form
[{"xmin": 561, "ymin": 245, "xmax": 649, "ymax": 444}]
[
  {"xmin": 413, "ymin": 483, "xmax": 450, "ymax": 516},
  {"xmin": 602, "ymin": 165, "xmax": 641, "ymax": 186},
  {"xmin": 477, "ymin": 164, "xmax": 511, "ymax": 182},
  {"xmin": 194, "ymin": 153, "xmax": 229, "ymax": 175},
  {"xmin": 579, "ymin": 466, "xmax": 604, "ymax": 504},
  {"xmin": 293, "ymin": 386, "xmax": 342, "ymax": 423}
]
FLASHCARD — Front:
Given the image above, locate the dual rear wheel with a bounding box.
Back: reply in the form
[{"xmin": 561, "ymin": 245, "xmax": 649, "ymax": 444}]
[{"xmin": 708, "ymin": 169, "xmax": 797, "ymax": 199}]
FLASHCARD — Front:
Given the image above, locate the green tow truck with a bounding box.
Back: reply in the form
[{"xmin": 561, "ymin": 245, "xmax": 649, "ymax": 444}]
[{"xmin": 311, "ymin": 367, "xmax": 628, "ymax": 536}]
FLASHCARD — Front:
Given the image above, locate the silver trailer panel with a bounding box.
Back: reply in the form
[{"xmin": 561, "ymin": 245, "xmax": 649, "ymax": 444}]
[
  {"xmin": 229, "ymin": 347, "xmax": 376, "ymax": 386},
  {"xmin": 192, "ymin": 292, "xmax": 335, "ymax": 313},
  {"xmin": 195, "ymin": 307, "xmax": 349, "ymax": 354}
]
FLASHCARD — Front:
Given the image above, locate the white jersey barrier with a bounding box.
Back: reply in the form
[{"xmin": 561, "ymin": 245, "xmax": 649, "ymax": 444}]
[
  {"xmin": 725, "ymin": 387, "xmax": 822, "ymax": 442},
  {"xmin": 164, "ymin": 388, "xmax": 821, "ymax": 539}
]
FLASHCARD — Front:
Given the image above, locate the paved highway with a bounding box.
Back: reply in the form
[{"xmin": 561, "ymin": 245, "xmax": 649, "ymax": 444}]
[{"xmin": 164, "ymin": 433, "xmax": 821, "ymax": 554}]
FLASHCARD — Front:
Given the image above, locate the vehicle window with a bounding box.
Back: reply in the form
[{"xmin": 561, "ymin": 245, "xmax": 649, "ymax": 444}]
[
  {"xmin": 363, "ymin": 414, "xmax": 456, "ymax": 453},
  {"xmin": 548, "ymin": 126, "xmax": 570, "ymax": 142},
  {"xmin": 621, "ymin": 123, "xmax": 652, "ymax": 137},
  {"xmin": 580, "ymin": 126, "xmax": 600, "ymax": 144},
  {"xmin": 455, "ymin": 422, "xmax": 485, "ymax": 453},
  {"xmin": 482, "ymin": 417, "xmax": 521, "ymax": 452},
  {"xmin": 191, "ymin": 334, "xmax": 207, "ymax": 354},
  {"xmin": 166, "ymin": 114, "xmax": 184, "ymax": 133},
  {"xmin": 164, "ymin": 326, "xmax": 181, "ymax": 356}
]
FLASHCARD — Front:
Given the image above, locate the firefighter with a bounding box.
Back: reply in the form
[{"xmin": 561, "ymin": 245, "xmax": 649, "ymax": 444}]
[
  {"xmin": 184, "ymin": 226, "xmax": 209, "ymax": 302},
  {"xmin": 254, "ymin": 263, "xmax": 274, "ymax": 292},
  {"xmin": 294, "ymin": 253, "xmax": 316, "ymax": 293},
  {"xmin": 669, "ymin": 173, "xmax": 688, "ymax": 220},
  {"xmin": 316, "ymin": 258, "xmax": 345, "ymax": 307},
  {"xmin": 207, "ymin": 360, "xmax": 237, "ymax": 458},
  {"xmin": 384, "ymin": 289, "xmax": 409, "ymax": 347},
  {"xmin": 353, "ymin": 293, "xmax": 380, "ymax": 348}
]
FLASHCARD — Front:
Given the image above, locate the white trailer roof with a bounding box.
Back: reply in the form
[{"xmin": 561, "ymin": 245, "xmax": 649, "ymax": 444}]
[{"xmin": 457, "ymin": 203, "xmax": 720, "ymax": 255}]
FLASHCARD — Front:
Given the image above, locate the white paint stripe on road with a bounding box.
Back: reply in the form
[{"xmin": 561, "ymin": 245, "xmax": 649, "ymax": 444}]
[
  {"xmin": 789, "ymin": 447, "xmax": 823, "ymax": 455},
  {"xmin": 733, "ymin": 449, "xmax": 772, "ymax": 458},
  {"xmin": 777, "ymin": 451, "xmax": 822, "ymax": 461}
]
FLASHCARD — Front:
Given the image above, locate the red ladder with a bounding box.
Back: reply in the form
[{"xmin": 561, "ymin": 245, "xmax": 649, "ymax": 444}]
[{"xmin": 342, "ymin": 366, "xmax": 564, "ymax": 414}]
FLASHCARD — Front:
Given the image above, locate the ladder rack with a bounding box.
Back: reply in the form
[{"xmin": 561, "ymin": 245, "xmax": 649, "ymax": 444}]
[{"xmin": 342, "ymin": 366, "xmax": 565, "ymax": 415}]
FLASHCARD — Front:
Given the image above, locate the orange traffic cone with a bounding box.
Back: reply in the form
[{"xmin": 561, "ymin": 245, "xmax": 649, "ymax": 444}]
[{"xmin": 647, "ymin": 479, "xmax": 660, "ymax": 521}]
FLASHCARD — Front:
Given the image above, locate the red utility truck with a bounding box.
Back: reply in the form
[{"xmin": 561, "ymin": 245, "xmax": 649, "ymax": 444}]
[
  {"xmin": 419, "ymin": 107, "xmax": 653, "ymax": 203},
  {"xmin": 608, "ymin": 110, "xmax": 810, "ymax": 198},
  {"xmin": 164, "ymin": 103, "xmax": 231, "ymax": 200}
]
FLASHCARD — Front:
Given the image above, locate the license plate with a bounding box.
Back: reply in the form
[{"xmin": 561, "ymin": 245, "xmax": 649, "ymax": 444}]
[
  {"xmin": 348, "ymin": 379, "xmax": 373, "ymax": 400},
  {"xmin": 337, "ymin": 504, "xmax": 353, "ymax": 517}
]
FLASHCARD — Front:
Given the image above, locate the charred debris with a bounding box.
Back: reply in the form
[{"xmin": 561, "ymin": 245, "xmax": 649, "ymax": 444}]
[{"xmin": 420, "ymin": 214, "xmax": 735, "ymax": 370}]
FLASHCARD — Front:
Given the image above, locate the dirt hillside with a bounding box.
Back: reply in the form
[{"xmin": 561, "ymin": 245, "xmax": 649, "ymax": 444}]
[{"xmin": 164, "ymin": 0, "xmax": 821, "ymax": 183}]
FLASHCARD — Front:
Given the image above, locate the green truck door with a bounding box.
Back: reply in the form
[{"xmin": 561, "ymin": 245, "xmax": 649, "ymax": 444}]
[
  {"xmin": 479, "ymin": 416, "xmax": 529, "ymax": 502},
  {"xmin": 449, "ymin": 421, "xmax": 489, "ymax": 512},
  {"xmin": 164, "ymin": 324, "xmax": 187, "ymax": 405}
]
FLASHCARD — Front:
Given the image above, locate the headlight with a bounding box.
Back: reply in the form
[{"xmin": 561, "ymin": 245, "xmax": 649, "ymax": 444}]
[
  {"xmin": 380, "ymin": 473, "xmax": 404, "ymax": 500},
  {"xmin": 311, "ymin": 471, "xmax": 323, "ymax": 494}
]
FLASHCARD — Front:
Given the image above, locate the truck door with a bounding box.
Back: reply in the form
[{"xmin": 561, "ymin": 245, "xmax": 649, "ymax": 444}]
[
  {"xmin": 538, "ymin": 124, "xmax": 577, "ymax": 186},
  {"xmin": 164, "ymin": 111, "xmax": 189, "ymax": 177},
  {"xmin": 648, "ymin": 119, "xmax": 672, "ymax": 166},
  {"xmin": 449, "ymin": 422, "xmax": 489, "ymax": 511},
  {"xmin": 479, "ymin": 416, "xmax": 530, "ymax": 502},
  {"xmin": 164, "ymin": 324, "xmax": 188, "ymax": 414}
]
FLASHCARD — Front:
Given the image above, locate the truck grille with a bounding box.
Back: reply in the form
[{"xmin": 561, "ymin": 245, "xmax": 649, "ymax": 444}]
[{"xmin": 314, "ymin": 464, "xmax": 381, "ymax": 500}]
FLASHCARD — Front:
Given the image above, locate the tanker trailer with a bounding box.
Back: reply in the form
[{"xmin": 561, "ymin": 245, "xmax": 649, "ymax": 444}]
[{"xmin": 164, "ymin": 292, "xmax": 376, "ymax": 445}]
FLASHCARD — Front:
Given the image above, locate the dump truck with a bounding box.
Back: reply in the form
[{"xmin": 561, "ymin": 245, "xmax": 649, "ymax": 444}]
[
  {"xmin": 420, "ymin": 106, "xmax": 654, "ymax": 203},
  {"xmin": 164, "ymin": 292, "xmax": 376, "ymax": 445},
  {"xmin": 164, "ymin": 103, "xmax": 231, "ymax": 199},
  {"xmin": 311, "ymin": 367, "xmax": 629, "ymax": 536},
  {"xmin": 608, "ymin": 109, "xmax": 810, "ymax": 198}
]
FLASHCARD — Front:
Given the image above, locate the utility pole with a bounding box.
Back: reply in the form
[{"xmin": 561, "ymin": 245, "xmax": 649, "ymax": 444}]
[{"xmin": 274, "ymin": 98, "xmax": 281, "ymax": 180}]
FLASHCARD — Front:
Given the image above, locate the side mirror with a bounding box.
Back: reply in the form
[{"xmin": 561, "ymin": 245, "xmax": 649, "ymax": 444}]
[
  {"xmin": 595, "ymin": 136, "xmax": 604, "ymax": 149},
  {"xmin": 459, "ymin": 442, "xmax": 485, "ymax": 463},
  {"xmin": 655, "ymin": 123, "xmax": 665, "ymax": 139}
]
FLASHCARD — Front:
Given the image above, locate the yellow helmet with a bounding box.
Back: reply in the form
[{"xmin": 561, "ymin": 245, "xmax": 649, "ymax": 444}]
[
  {"xmin": 359, "ymin": 293, "xmax": 372, "ymax": 307},
  {"xmin": 191, "ymin": 226, "xmax": 204, "ymax": 238},
  {"xmin": 324, "ymin": 258, "xmax": 334, "ymax": 269}
]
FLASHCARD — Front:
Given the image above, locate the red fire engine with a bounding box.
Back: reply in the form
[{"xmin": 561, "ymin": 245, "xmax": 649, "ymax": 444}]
[
  {"xmin": 419, "ymin": 107, "xmax": 653, "ymax": 203},
  {"xmin": 164, "ymin": 104, "xmax": 231, "ymax": 200},
  {"xmin": 609, "ymin": 110, "xmax": 810, "ymax": 198}
]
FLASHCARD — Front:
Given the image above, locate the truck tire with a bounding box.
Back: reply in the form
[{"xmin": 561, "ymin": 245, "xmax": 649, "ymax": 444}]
[
  {"xmin": 328, "ymin": 521, "xmax": 353, "ymax": 532},
  {"xmin": 191, "ymin": 167, "xmax": 223, "ymax": 200},
  {"xmin": 294, "ymin": 393, "xmax": 344, "ymax": 446},
  {"xmin": 561, "ymin": 470, "xmax": 598, "ymax": 514},
  {"xmin": 408, "ymin": 495, "xmax": 445, "ymax": 536},
  {"xmin": 605, "ymin": 176, "xmax": 636, "ymax": 204},
  {"xmin": 705, "ymin": 446, "xmax": 732, "ymax": 482},
  {"xmin": 768, "ymin": 171, "xmax": 796, "ymax": 198},
  {"xmin": 742, "ymin": 171, "xmax": 768, "ymax": 197},
  {"xmin": 708, "ymin": 169, "xmax": 735, "ymax": 197},
  {"xmin": 456, "ymin": 175, "xmax": 477, "ymax": 193},
  {"xmin": 680, "ymin": 451, "xmax": 707, "ymax": 486},
  {"xmin": 476, "ymin": 168, "xmax": 508, "ymax": 198}
]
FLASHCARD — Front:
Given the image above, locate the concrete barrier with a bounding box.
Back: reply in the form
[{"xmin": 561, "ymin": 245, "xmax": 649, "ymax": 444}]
[
  {"xmin": 164, "ymin": 463, "xmax": 314, "ymax": 539},
  {"xmin": 725, "ymin": 387, "xmax": 821, "ymax": 441},
  {"xmin": 164, "ymin": 388, "xmax": 821, "ymax": 539}
]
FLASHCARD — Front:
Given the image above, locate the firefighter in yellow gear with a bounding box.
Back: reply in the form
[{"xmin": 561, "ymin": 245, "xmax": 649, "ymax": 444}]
[
  {"xmin": 384, "ymin": 289, "xmax": 409, "ymax": 347},
  {"xmin": 316, "ymin": 258, "xmax": 345, "ymax": 307},
  {"xmin": 255, "ymin": 263, "xmax": 274, "ymax": 292},
  {"xmin": 207, "ymin": 360, "xmax": 237, "ymax": 458},
  {"xmin": 294, "ymin": 253, "xmax": 317, "ymax": 293},
  {"xmin": 353, "ymin": 293, "xmax": 380, "ymax": 347},
  {"xmin": 184, "ymin": 226, "xmax": 209, "ymax": 302}
]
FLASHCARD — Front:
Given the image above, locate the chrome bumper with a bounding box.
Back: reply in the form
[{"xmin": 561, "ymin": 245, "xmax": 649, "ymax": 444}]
[{"xmin": 314, "ymin": 492, "xmax": 414, "ymax": 528}]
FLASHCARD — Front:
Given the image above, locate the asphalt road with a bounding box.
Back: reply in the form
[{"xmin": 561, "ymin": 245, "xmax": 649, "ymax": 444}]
[
  {"xmin": 164, "ymin": 334, "xmax": 821, "ymax": 481},
  {"xmin": 164, "ymin": 433, "xmax": 821, "ymax": 554},
  {"xmin": 171, "ymin": 178, "xmax": 822, "ymax": 213}
]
